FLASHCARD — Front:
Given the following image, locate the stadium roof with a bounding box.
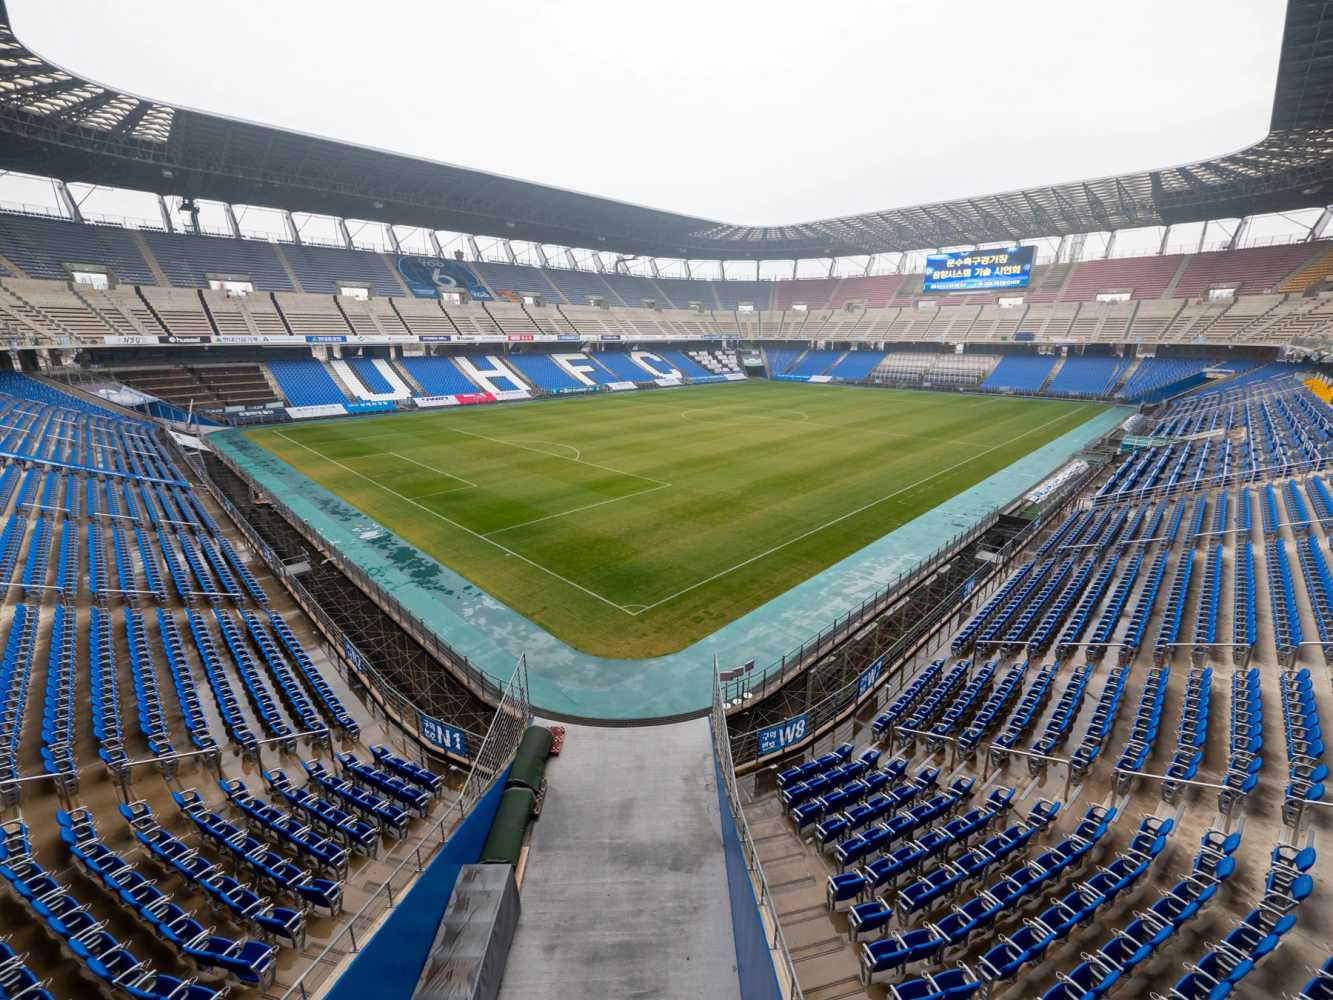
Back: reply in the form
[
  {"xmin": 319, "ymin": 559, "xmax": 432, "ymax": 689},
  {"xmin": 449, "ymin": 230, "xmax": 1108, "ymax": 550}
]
[{"xmin": 1, "ymin": 1, "xmax": 1331, "ymax": 260}]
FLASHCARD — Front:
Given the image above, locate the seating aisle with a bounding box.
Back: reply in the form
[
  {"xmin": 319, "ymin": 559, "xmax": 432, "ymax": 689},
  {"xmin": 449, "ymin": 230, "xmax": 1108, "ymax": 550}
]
[{"xmin": 497, "ymin": 720, "xmax": 740, "ymax": 1000}]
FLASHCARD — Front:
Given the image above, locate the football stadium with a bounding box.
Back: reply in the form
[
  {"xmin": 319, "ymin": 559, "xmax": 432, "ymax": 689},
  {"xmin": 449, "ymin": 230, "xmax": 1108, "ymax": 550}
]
[{"xmin": 0, "ymin": 1, "xmax": 1332, "ymax": 998}]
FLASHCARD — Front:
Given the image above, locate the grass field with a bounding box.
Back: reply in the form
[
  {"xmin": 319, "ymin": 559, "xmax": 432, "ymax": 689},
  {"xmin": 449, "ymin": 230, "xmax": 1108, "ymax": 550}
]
[{"xmin": 246, "ymin": 382, "xmax": 1106, "ymax": 658}]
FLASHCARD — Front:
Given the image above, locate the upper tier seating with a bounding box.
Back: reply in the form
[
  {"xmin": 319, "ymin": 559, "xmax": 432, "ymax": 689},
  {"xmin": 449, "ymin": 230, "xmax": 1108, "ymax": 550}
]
[
  {"xmin": 279, "ymin": 243, "xmax": 402, "ymax": 297},
  {"xmin": 598, "ymin": 271, "xmax": 665, "ymax": 307},
  {"xmin": 1058, "ymin": 254, "xmax": 1184, "ymax": 300},
  {"xmin": 0, "ymin": 212, "xmax": 156, "ymax": 283},
  {"xmin": 470, "ymin": 262, "xmax": 560, "ymax": 302},
  {"xmin": 654, "ymin": 278, "xmax": 718, "ymax": 309},
  {"xmin": 1173, "ymin": 242, "xmax": 1324, "ymax": 297},
  {"xmin": 543, "ymin": 268, "xmax": 618, "ymax": 305},
  {"xmin": 142, "ymin": 230, "xmax": 295, "ymax": 291},
  {"xmin": 777, "ymin": 278, "xmax": 839, "ymax": 310}
]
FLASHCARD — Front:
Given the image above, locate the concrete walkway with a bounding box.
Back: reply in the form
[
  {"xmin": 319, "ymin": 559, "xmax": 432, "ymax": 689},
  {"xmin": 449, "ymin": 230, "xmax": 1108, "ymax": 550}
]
[{"xmin": 498, "ymin": 720, "xmax": 740, "ymax": 1000}]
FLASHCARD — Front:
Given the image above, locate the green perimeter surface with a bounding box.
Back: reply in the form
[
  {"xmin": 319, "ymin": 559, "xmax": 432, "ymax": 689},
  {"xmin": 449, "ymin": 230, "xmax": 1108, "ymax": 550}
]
[{"xmin": 246, "ymin": 382, "xmax": 1106, "ymax": 659}]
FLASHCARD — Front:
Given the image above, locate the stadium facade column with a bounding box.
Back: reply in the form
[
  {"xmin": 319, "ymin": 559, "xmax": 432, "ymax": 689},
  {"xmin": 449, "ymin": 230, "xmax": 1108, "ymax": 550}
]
[
  {"xmin": 156, "ymin": 195, "xmax": 174, "ymax": 233},
  {"xmin": 502, "ymin": 240, "xmax": 518, "ymax": 264},
  {"xmin": 466, "ymin": 236, "xmax": 482, "ymax": 261},
  {"xmin": 384, "ymin": 224, "xmax": 402, "ymax": 254},
  {"xmin": 1307, "ymin": 208, "xmax": 1333, "ymax": 241},
  {"xmin": 336, "ymin": 219, "xmax": 354, "ymax": 250},
  {"xmin": 864, "ymin": 254, "xmax": 877, "ymax": 276},
  {"xmin": 428, "ymin": 231, "xmax": 445, "ymax": 257},
  {"xmin": 222, "ymin": 204, "xmax": 242, "ymax": 238},
  {"xmin": 1102, "ymin": 231, "xmax": 1117, "ymax": 259},
  {"xmin": 54, "ymin": 180, "xmax": 83, "ymax": 223},
  {"xmin": 792, "ymin": 258, "xmax": 799, "ymax": 279},
  {"xmin": 649, "ymin": 258, "xmax": 661, "ymax": 278},
  {"xmin": 284, "ymin": 210, "xmax": 302, "ymax": 245},
  {"xmin": 683, "ymin": 260, "xmax": 693, "ymax": 278},
  {"xmin": 1197, "ymin": 220, "xmax": 1209, "ymax": 253},
  {"xmin": 1158, "ymin": 225, "xmax": 1173, "ymax": 254},
  {"xmin": 532, "ymin": 243, "xmax": 549, "ymax": 267},
  {"xmin": 566, "ymin": 249, "xmax": 579, "ymax": 270},
  {"xmin": 1228, "ymin": 217, "xmax": 1251, "ymax": 250}
]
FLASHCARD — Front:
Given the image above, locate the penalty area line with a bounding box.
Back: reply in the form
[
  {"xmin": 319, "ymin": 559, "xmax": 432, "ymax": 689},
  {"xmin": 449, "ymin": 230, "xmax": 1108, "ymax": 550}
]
[
  {"xmin": 484, "ymin": 481, "xmax": 673, "ymax": 537},
  {"xmin": 388, "ymin": 451, "xmax": 479, "ymax": 489},
  {"xmin": 626, "ymin": 404, "xmax": 1093, "ymax": 616}
]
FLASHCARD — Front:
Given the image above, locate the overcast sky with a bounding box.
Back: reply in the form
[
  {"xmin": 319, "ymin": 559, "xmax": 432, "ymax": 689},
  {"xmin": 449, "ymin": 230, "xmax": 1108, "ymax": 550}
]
[{"xmin": 10, "ymin": 0, "xmax": 1287, "ymax": 227}]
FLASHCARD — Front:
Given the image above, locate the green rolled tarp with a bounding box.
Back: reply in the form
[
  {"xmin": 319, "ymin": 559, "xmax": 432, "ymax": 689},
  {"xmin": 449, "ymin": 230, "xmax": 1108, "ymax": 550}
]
[
  {"xmin": 480, "ymin": 787, "xmax": 535, "ymax": 864},
  {"xmin": 506, "ymin": 726, "xmax": 554, "ymax": 792}
]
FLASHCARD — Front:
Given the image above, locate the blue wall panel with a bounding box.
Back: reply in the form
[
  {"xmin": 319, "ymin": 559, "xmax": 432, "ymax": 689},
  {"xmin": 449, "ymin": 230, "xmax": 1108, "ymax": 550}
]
[
  {"xmin": 712, "ymin": 732, "xmax": 782, "ymax": 1000},
  {"xmin": 325, "ymin": 765, "xmax": 512, "ymax": 1000}
]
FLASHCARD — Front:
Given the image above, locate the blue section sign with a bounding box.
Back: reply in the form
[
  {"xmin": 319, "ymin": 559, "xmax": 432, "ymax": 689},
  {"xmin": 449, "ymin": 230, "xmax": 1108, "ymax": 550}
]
[
  {"xmin": 397, "ymin": 256, "xmax": 493, "ymax": 301},
  {"xmin": 757, "ymin": 712, "xmax": 809, "ymax": 756},
  {"xmin": 923, "ymin": 246, "xmax": 1034, "ymax": 292},
  {"xmin": 419, "ymin": 713, "xmax": 469, "ymax": 757},
  {"xmin": 857, "ymin": 655, "xmax": 885, "ymax": 699}
]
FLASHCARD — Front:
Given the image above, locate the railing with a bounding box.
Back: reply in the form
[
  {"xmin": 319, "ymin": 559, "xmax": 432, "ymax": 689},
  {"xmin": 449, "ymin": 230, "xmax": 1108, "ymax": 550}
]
[
  {"xmin": 177, "ymin": 433, "xmax": 492, "ymax": 761},
  {"xmin": 725, "ymin": 450, "xmax": 1108, "ymax": 769},
  {"xmin": 720, "ymin": 508, "xmax": 1001, "ymax": 707},
  {"xmin": 721, "ymin": 447, "xmax": 1107, "ymax": 707},
  {"xmin": 278, "ymin": 660, "xmax": 529, "ymax": 1000},
  {"xmin": 208, "ymin": 443, "xmax": 506, "ymax": 707},
  {"xmin": 710, "ymin": 672, "xmax": 804, "ymax": 1000}
]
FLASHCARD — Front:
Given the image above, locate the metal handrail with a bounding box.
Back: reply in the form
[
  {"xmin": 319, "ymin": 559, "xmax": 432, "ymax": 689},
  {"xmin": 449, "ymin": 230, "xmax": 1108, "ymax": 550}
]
[
  {"xmin": 278, "ymin": 660, "xmax": 529, "ymax": 1000},
  {"xmin": 711, "ymin": 671, "xmax": 804, "ymax": 1000}
]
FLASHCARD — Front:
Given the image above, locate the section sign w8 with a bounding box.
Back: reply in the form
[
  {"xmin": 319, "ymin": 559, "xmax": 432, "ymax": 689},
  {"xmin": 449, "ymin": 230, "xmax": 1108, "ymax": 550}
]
[{"xmin": 923, "ymin": 246, "xmax": 1034, "ymax": 292}]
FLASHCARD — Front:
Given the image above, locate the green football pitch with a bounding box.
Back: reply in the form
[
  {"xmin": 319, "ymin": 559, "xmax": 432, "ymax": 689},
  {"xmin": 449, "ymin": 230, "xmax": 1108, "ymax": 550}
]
[{"xmin": 246, "ymin": 381, "xmax": 1106, "ymax": 658}]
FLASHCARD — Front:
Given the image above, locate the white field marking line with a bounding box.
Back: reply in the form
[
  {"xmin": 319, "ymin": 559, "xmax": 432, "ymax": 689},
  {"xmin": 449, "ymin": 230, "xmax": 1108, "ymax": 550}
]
[
  {"xmin": 628, "ymin": 404, "xmax": 1095, "ymax": 616},
  {"xmin": 388, "ymin": 451, "xmax": 479, "ymax": 489},
  {"xmin": 677, "ymin": 404, "xmax": 981, "ymax": 449},
  {"xmin": 274, "ymin": 430, "xmax": 635, "ymax": 614},
  {"xmin": 484, "ymin": 481, "xmax": 673, "ymax": 537},
  {"xmin": 414, "ymin": 485, "xmax": 477, "ymax": 500},
  {"xmin": 442, "ymin": 423, "xmax": 669, "ymax": 487}
]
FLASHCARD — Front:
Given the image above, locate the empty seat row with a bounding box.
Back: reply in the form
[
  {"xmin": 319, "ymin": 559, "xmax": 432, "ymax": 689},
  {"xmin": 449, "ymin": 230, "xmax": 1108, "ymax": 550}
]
[
  {"xmin": 1162, "ymin": 842, "xmax": 1314, "ymax": 1000},
  {"xmin": 219, "ymin": 777, "xmax": 351, "ymax": 879},
  {"xmin": 1114, "ymin": 666, "xmax": 1169, "ymax": 789},
  {"xmin": 172, "ymin": 788, "xmax": 343, "ymax": 917},
  {"xmin": 1161, "ymin": 666, "xmax": 1212, "ymax": 802},
  {"xmin": 57, "ymin": 808, "xmax": 277, "ymax": 988},
  {"xmin": 1069, "ymin": 665, "xmax": 1128, "ymax": 776},
  {"xmin": 1220, "ymin": 667, "xmax": 1263, "ymax": 813},
  {"xmin": 0, "ymin": 817, "xmax": 227, "ymax": 1000},
  {"xmin": 1279, "ymin": 668, "xmax": 1327, "ymax": 818},
  {"xmin": 119, "ymin": 799, "xmax": 307, "ymax": 948},
  {"xmin": 263, "ymin": 768, "xmax": 381, "ymax": 857},
  {"xmin": 1039, "ymin": 827, "xmax": 1242, "ymax": 1000},
  {"xmin": 826, "ymin": 787, "xmax": 1018, "ymax": 914},
  {"xmin": 858, "ymin": 805, "xmax": 1118, "ymax": 985}
]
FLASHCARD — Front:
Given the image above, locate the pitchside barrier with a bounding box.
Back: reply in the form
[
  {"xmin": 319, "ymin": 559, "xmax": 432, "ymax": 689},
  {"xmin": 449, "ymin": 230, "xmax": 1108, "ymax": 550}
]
[
  {"xmin": 724, "ymin": 452, "xmax": 1109, "ymax": 773},
  {"xmin": 176, "ymin": 435, "xmax": 497, "ymax": 764}
]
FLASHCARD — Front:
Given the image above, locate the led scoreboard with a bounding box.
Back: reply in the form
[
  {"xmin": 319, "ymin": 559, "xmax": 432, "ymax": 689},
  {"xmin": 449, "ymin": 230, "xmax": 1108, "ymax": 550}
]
[{"xmin": 923, "ymin": 246, "xmax": 1034, "ymax": 292}]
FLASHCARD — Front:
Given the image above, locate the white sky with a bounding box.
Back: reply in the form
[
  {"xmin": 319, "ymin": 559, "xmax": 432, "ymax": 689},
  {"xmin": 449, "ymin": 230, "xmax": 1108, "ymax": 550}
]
[{"xmin": 8, "ymin": 0, "xmax": 1287, "ymax": 227}]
